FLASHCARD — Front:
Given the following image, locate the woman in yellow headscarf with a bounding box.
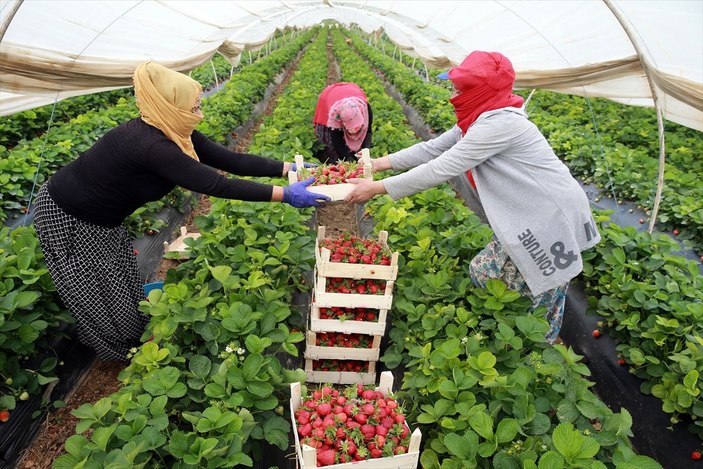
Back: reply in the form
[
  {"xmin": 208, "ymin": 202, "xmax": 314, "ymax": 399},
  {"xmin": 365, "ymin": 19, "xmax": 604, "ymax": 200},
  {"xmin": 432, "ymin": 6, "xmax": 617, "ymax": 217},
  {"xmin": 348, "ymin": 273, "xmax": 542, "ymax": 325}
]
[{"xmin": 33, "ymin": 61, "xmax": 327, "ymax": 361}]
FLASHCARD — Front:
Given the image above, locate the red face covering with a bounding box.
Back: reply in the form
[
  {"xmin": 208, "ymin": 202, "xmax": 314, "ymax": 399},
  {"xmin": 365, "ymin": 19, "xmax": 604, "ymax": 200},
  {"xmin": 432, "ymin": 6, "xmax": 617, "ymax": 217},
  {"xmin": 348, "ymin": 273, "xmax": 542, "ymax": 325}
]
[
  {"xmin": 447, "ymin": 51, "xmax": 524, "ymax": 188},
  {"xmin": 448, "ymin": 51, "xmax": 524, "ymax": 135}
]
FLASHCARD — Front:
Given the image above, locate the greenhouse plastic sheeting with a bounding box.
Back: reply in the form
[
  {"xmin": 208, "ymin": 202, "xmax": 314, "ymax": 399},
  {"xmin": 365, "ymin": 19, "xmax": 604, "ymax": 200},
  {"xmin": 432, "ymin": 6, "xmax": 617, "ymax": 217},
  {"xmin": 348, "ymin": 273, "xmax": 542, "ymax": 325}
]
[{"xmin": 1, "ymin": 0, "xmax": 701, "ymax": 130}]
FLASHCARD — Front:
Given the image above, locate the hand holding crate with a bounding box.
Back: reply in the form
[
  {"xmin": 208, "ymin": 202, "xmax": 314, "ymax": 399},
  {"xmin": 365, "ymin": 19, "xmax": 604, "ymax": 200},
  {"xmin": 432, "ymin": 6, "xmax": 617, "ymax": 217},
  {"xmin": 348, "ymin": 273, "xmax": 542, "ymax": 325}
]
[{"xmin": 288, "ymin": 149, "xmax": 373, "ymax": 202}]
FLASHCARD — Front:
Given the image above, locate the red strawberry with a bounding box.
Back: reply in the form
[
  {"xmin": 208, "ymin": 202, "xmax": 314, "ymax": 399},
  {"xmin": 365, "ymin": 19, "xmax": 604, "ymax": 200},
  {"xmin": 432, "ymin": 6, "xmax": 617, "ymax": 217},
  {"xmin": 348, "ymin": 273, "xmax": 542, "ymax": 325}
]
[
  {"xmin": 362, "ymin": 403, "xmax": 376, "ymax": 415},
  {"xmin": 692, "ymin": 451, "xmax": 702, "ymax": 460},
  {"xmin": 298, "ymin": 423, "xmax": 312, "ymax": 437},
  {"xmin": 296, "ymin": 410, "xmax": 310, "ymax": 425},
  {"xmin": 317, "ymin": 449, "xmax": 336, "ymax": 466},
  {"xmin": 353, "ymin": 413, "xmax": 368, "ymax": 424},
  {"xmin": 592, "ymin": 329, "xmax": 601, "ymax": 338},
  {"xmin": 0, "ymin": 410, "xmax": 9, "ymax": 423}
]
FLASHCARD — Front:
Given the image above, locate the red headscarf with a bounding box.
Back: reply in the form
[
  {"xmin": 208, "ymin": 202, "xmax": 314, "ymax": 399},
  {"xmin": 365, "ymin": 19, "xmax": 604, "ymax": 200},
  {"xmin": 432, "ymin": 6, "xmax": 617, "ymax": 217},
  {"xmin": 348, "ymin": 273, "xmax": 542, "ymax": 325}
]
[
  {"xmin": 446, "ymin": 51, "xmax": 524, "ymax": 187},
  {"xmin": 449, "ymin": 51, "xmax": 524, "ymax": 134}
]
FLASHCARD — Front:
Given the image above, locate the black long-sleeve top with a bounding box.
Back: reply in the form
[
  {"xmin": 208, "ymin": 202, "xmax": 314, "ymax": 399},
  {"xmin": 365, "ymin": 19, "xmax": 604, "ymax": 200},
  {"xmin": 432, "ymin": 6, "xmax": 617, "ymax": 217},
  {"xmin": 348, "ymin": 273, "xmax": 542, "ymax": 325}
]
[{"xmin": 48, "ymin": 118, "xmax": 283, "ymax": 227}]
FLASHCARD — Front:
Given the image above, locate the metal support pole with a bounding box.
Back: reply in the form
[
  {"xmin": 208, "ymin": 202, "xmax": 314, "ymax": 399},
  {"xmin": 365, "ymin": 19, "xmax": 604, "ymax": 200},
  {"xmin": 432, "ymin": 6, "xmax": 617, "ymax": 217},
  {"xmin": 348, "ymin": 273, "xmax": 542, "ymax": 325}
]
[
  {"xmin": 0, "ymin": 0, "xmax": 24, "ymax": 44},
  {"xmin": 210, "ymin": 59, "xmax": 219, "ymax": 88},
  {"xmin": 604, "ymin": 0, "xmax": 667, "ymax": 234}
]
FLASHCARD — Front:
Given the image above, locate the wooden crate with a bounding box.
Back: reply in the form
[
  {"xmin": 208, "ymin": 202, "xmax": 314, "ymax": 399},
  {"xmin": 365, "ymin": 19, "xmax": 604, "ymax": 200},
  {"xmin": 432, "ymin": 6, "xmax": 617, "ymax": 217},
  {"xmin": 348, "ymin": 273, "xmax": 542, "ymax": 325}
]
[
  {"xmin": 290, "ymin": 371, "xmax": 422, "ymax": 468},
  {"xmin": 309, "ymin": 304, "xmax": 387, "ymax": 336},
  {"xmin": 314, "ymin": 272, "xmax": 394, "ymax": 310},
  {"xmin": 305, "ymin": 331, "xmax": 381, "ymax": 361},
  {"xmin": 315, "ymin": 226, "xmax": 399, "ymax": 281},
  {"xmin": 163, "ymin": 226, "xmax": 201, "ymax": 259},
  {"xmin": 305, "ymin": 359, "xmax": 376, "ymax": 385},
  {"xmin": 288, "ymin": 150, "xmax": 372, "ymax": 202}
]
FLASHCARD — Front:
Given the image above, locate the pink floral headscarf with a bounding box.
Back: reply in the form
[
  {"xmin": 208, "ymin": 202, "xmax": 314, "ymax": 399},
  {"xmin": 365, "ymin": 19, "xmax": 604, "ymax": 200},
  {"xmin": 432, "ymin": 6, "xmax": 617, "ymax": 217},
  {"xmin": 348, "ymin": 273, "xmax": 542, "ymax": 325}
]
[{"xmin": 327, "ymin": 97, "xmax": 369, "ymax": 152}]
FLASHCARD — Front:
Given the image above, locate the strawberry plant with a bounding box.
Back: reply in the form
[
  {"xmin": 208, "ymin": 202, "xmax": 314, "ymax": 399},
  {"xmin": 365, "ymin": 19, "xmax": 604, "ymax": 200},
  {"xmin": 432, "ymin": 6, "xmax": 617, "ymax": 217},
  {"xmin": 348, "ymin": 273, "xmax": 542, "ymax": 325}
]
[
  {"xmin": 581, "ymin": 210, "xmax": 703, "ymax": 438},
  {"xmin": 0, "ymin": 226, "xmax": 73, "ymax": 413}
]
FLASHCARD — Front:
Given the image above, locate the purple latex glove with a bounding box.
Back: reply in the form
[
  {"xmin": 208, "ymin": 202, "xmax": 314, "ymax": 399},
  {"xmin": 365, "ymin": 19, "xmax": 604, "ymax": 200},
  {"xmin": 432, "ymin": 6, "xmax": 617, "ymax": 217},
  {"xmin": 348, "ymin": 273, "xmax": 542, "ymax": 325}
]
[
  {"xmin": 283, "ymin": 177, "xmax": 330, "ymax": 208},
  {"xmin": 290, "ymin": 162, "xmax": 318, "ymax": 172}
]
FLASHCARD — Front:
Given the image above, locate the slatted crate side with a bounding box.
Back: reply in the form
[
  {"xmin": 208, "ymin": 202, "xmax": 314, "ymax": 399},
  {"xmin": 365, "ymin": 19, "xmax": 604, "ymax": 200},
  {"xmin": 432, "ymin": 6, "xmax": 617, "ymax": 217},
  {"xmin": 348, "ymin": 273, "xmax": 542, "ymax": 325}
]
[
  {"xmin": 305, "ymin": 359, "xmax": 377, "ymax": 385},
  {"xmin": 315, "ymin": 225, "xmax": 399, "ymax": 281},
  {"xmin": 290, "ymin": 372, "xmax": 422, "ymax": 469},
  {"xmin": 309, "ymin": 304, "xmax": 387, "ymax": 335},
  {"xmin": 288, "ymin": 151, "xmax": 372, "ymax": 202},
  {"xmin": 305, "ymin": 331, "xmax": 381, "ymax": 361},
  {"xmin": 314, "ymin": 272, "xmax": 394, "ymax": 310}
]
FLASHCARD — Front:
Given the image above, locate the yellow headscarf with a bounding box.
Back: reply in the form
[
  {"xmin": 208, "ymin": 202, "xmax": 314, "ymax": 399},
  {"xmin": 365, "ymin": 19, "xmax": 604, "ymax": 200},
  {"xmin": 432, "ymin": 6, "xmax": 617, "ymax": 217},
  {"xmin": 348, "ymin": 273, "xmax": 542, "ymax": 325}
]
[{"xmin": 133, "ymin": 61, "xmax": 203, "ymax": 160}]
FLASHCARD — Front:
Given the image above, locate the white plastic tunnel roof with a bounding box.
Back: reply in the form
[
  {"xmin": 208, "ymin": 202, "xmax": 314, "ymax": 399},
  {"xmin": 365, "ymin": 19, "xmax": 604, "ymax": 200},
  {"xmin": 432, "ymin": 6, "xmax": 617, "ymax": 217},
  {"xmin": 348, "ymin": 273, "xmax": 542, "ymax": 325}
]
[{"xmin": 1, "ymin": 0, "xmax": 702, "ymax": 131}]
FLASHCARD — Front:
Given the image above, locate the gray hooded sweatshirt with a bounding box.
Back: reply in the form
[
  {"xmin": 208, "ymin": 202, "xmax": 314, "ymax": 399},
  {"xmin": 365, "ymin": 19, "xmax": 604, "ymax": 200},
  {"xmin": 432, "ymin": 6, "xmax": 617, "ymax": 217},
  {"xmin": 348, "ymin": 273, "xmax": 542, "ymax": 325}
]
[{"xmin": 383, "ymin": 107, "xmax": 600, "ymax": 296}]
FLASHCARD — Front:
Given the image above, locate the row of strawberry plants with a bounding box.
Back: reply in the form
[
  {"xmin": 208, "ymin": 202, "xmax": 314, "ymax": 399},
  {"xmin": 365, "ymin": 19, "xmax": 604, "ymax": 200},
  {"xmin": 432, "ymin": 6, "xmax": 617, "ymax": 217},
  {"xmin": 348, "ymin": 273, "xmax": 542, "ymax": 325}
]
[
  {"xmin": 366, "ymin": 189, "xmax": 661, "ymax": 468},
  {"xmin": 582, "ymin": 210, "xmax": 703, "ymax": 438},
  {"xmin": 0, "ymin": 30, "xmax": 315, "ymax": 433},
  {"xmin": 332, "ymin": 30, "xmax": 662, "ymax": 468},
  {"xmin": 348, "ymin": 31, "xmax": 703, "ymax": 254},
  {"xmin": 346, "ymin": 33, "xmax": 454, "ymax": 134},
  {"xmin": 245, "ymin": 29, "xmax": 332, "ymax": 160},
  {"xmin": 57, "ymin": 203, "xmax": 315, "ymax": 467},
  {"xmin": 52, "ymin": 29, "xmax": 327, "ymax": 467},
  {"xmin": 0, "ymin": 88, "xmax": 133, "ymax": 150},
  {"xmin": 347, "ymin": 29, "xmax": 703, "ymax": 441},
  {"xmin": 0, "ymin": 226, "xmax": 72, "ymax": 419}
]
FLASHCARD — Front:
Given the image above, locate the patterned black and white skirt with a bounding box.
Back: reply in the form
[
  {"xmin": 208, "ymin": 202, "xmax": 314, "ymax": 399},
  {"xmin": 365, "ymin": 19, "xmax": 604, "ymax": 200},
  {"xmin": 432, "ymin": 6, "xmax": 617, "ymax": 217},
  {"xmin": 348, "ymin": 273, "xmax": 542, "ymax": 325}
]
[{"xmin": 33, "ymin": 184, "xmax": 149, "ymax": 360}]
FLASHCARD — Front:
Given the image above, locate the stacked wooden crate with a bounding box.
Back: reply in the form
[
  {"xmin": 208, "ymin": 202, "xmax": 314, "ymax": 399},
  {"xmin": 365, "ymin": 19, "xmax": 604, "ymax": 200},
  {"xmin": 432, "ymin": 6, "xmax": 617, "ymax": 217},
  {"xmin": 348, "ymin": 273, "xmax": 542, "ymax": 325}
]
[{"xmin": 306, "ymin": 226, "xmax": 398, "ymax": 384}]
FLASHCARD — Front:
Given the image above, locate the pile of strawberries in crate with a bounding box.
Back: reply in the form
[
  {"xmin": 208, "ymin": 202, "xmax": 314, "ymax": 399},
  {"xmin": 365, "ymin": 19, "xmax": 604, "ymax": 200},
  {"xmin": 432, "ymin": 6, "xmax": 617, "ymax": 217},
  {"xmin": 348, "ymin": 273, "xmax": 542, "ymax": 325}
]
[
  {"xmin": 300, "ymin": 161, "xmax": 367, "ymax": 185},
  {"xmin": 318, "ymin": 306, "xmax": 378, "ymax": 322},
  {"xmin": 305, "ymin": 227, "xmax": 398, "ymax": 384},
  {"xmin": 318, "ymin": 235, "xmax": 393, "ymax": 265},
  {"xmin": 294, "ymin": 383, "xmax": 412, "ymax": 466}
]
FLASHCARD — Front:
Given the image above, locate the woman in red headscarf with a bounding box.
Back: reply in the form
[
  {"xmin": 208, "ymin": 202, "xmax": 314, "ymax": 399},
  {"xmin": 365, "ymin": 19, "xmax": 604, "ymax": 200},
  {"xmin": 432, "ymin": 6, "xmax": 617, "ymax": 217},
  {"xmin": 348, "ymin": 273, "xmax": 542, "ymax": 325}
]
[
  {"xmin": 345, "ymin": 51, "xmax": 600, "ymax": 344},
  {"xmin": 313, "ymin": 82, "xmax": 373, "ymax": 164}
]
